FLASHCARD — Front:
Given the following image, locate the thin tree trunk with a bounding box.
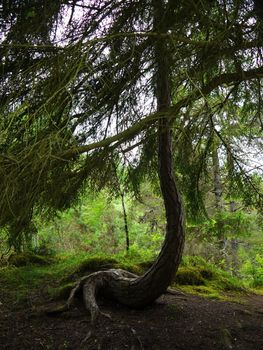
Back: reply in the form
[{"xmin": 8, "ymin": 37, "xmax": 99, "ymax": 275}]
[
  {"xmin": 120, "ymin": 191, "xmax": 130, "ymax": 252},
  {"xmin": 226, "ymin": 145, "xmax": 237, "ymax": 212},
  {"xmin": 212, "ymin": 145, "xmax": 224, "ymax": 242},
  {"xmin": 212, "ymin": 146, "xmax": 223, "ymax": 210}
]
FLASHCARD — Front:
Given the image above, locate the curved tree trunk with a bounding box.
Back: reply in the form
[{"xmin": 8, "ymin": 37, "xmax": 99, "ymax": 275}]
[
  {"xmin": 64, "ymin": 113, "xmax": 185, "ymax": 320},
  {"xmin": 63, "ymin": 0, "xmax": 185, "ymax": 322}
]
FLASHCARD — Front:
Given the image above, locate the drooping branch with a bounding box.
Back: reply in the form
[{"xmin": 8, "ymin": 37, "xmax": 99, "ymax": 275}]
[
  {"xmin": 1, "ymin": 32, "xmax": 261, "ymax": 51},
  {"xmin": 210, "ymin": 115, "xmax": 263, "ymax": 203},
  {"xmin": 59, "ymin": 65, "xmax": 263, "ymax": 159}
]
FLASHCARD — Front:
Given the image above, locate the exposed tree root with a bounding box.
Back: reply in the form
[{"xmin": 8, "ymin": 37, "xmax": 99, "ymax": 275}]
[
  {"xmin": 166, "ymin": 287, "xmax": 186, "ymax": 296},
  {"xmin": 69, "ymin": 269, "xmax": 138, "ymax": 323},
  {"xmin": 46, "ymin": 269, "xmax": 138, "ymax": 323},
  {"xmin": 46, "ymin": 269, "xmax": 185, "ymax": 324}
]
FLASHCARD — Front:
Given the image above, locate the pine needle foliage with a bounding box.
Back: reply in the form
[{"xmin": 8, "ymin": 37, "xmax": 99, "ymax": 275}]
[{"xmin": 0, "ymin": 0, "xmax": 262, "ymax": 248}]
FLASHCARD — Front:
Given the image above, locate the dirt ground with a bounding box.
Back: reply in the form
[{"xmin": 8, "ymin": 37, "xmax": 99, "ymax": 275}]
[{"xmin": 0, "ymin": 289, "xmax": 262, "ymax": 350}]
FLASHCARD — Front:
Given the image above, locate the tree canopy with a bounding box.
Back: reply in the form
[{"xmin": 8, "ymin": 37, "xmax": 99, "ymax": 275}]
[{"xmin": 0, "ymin": 0, "xmax": 262, "ymax": 248}]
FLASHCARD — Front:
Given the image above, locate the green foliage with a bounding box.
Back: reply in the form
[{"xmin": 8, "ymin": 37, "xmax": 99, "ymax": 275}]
[
  {"xmin": 213, "ymin": 211, "xmax": 259, "ymax": 239},
  {"xmin": 185, "ymin": 212, "xmax": 263, "ymax": 288},
  {"xmin": 1, "ymin": 181, "xmax": 260, "ymax": 292},
  {"xmin": 240, "ymin": 251, "xmax": 263, "ymax": 287},
  {"xmin": 0, "ymin": 0, "xmax": 262, "ymax": 250},
  {"xmin": 187, "ymin": 209, "xmax": 259, "ymax": 241},
  {"xmin": 35, "ymin": 187, "xmax": 165, "ymax": 258}
]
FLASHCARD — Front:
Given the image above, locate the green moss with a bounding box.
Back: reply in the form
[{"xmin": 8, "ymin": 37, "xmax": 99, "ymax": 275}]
[
  {"xmin": 8, "ymin": 252, "xmax": 54, "ymax": 267},
  {"xmin": 199, "ymin": 268, "xmax": 214, "ymax": 280},
  {"xmin": 250, "ymin": 287, "xmax": 263, "ymax": 295},
  {"xmin": 211, "ymin": 273, "xmax": 244, "ymax": 292},
  {"xmin": 116, "ymin": 262, "xmax": 142, "ymax": 275},
  {"xmin": 175, "ymin": 267, "xmax": 205, "ymax": 285},
  {"xmin": 60, "ymin": 255, "xmax": 120, "ymax": 283},
  {"xmin": 137, "ymin": 260, "xmax": 154, "ymax": 270},
  {"xmin": 74, "ymin": 256, "xmax": 119, "ymax": 273},
  {"xmin": 48, "ymin": 256, "xmax": 152, "ymax": 300},
  {"xmin": 48, "ymin": 283, "xmax": 75, "ymax": 300},
  {"xmin": 178, "ymin": 285, "xmax": 221, "ymax": 299},
  {"xmin": 172, "ymin": 255, "xmax": 246, "ymax": 300}
]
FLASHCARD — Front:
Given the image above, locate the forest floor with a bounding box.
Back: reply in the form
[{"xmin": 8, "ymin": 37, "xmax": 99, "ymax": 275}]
[{"xmin": 0, "ymin": 286, "xmax": 262, "ymax": 350}]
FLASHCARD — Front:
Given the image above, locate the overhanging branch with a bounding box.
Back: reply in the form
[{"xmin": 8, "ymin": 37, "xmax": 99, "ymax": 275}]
[
  {"xmin": 60, "ymin": 66, "xmax": 263, "ymax": 158},
  {"xmin": 1, "ymin": 31, "xmax": 261, "ymax": 51}
]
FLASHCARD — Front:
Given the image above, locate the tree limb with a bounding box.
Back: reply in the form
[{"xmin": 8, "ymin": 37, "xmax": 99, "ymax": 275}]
[{"xmin": 60, "ymin": 66, "xmax": 263, "ymax": 158}]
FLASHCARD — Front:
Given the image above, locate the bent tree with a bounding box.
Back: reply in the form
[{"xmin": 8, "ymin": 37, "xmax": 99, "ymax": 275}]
[{"xmin": 0, "ymin": 0, "xmax": 262, "ymax": 319}]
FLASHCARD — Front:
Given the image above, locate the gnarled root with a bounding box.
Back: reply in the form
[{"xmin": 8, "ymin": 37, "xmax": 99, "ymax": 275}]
[
  {"xmin": 46, "ymin": 268, "xmax": 184, "ymax": 323},
  {"xmin": 66, "ymin": 269, "xmax": 138, "ymax": 324}
]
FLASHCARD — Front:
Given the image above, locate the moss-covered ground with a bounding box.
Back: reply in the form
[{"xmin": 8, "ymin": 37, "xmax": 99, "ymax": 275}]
[
  {"xmin": 1, "ymin": 252, "xmax": 263, "ymax": 350},
  {"xmin": 0, "ymin": 252, "xmax": 261, "ymax": 307}
]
